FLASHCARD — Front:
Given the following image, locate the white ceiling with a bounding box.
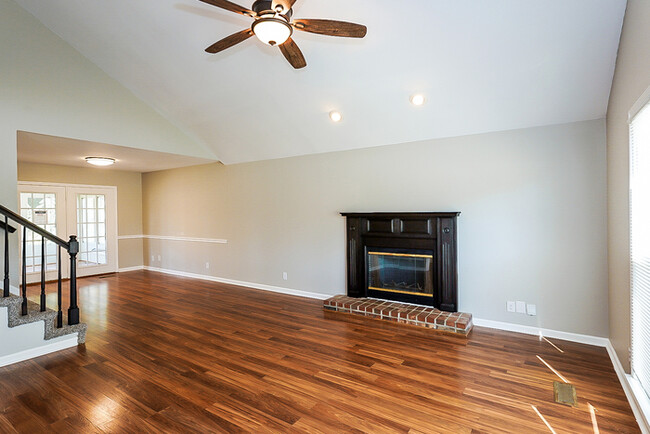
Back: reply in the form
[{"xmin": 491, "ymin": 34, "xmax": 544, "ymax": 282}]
[
  {"xmin": 17, "ymin": 131, "xmax": 217, "ymax": 173},
  {"xmin": 14, "ymin": 0, "xmax": 626, "ymax": 165}
]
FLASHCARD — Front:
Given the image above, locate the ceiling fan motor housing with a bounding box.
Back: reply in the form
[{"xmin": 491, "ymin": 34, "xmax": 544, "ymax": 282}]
[{"xmin": 252, "ymin": 0, "xmax": 293, "ymax": 18}]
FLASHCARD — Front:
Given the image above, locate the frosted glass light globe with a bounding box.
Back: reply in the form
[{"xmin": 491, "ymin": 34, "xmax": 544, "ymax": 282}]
[{"xmin": 252, "ymin": 18, "xmax": 292, "ymax": 46}]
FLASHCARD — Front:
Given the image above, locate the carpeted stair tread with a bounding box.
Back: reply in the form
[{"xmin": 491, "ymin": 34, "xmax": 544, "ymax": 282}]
[{"xmin": 0, "ymin": 294, "xmax": 86, "ymax": 344}]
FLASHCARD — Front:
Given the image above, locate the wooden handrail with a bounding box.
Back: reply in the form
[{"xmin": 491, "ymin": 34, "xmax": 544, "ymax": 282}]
[
  {"xmin": 0, "ymin": 203, "xmax": 69, "ymax": 249},
  {"xmin": 1, "ymin": 204, "xmax": 80, "ymax": 326}
]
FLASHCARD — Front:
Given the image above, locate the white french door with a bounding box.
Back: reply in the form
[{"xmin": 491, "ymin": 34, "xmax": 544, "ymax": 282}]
[
  {"xmin": 18, "ymin": 185, "xmax": 68, "ymax": 283},
  {"xmin": 67, "ymin": 186, "xmax": 117, "ymax": 277},
  {"xmin": 18, "ymin": 183, "xmax": 118, "ymax": 280}
]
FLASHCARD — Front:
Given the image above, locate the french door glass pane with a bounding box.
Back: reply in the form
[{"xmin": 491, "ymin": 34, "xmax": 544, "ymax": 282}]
[
  {"xmin": 19, "ymin": 192, "xmax": 58, "ymax": 273},
  {"xmin": 77, "ymin": 194, "xmax": 108, "ymax": 267}
]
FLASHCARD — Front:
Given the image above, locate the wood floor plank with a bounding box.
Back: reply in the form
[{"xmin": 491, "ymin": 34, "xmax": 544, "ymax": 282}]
[{"xmin": 0, "ymin": 270, "xmax": 640, "ymax": 432}]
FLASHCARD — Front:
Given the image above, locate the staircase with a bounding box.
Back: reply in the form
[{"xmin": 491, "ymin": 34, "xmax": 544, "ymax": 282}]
[{"xmin": 0, "ymin": 204, "xmax": 87, "ymax": 367}]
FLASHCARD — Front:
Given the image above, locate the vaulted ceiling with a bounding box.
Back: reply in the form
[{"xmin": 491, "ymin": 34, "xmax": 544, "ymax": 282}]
[{"xmin": 14, "ymin": 0, "xmax": 626, "ymax": 164}]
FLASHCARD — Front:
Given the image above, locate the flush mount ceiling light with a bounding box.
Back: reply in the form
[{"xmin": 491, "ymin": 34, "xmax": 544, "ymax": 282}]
[
  {"xmin": 85, "ymin": 157, "xmax": 115, "ymax": 167},
  {"xmin": 410, "ymin": 94, "xmax": 426, "ymax": 106},
  {"xmin": 329, "ymin": 111, "xmax": 342, "ymax": 122}
]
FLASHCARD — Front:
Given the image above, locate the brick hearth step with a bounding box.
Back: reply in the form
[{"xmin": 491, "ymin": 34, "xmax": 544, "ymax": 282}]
[{"xmin": 323, "ymin": 295, "xmax": 473, "ymax": 336}]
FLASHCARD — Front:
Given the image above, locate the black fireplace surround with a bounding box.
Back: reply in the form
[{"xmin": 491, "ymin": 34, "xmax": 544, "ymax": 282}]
[{"xmin": 341, "ymin": 212, "xmax": 460, "ymax": 311}]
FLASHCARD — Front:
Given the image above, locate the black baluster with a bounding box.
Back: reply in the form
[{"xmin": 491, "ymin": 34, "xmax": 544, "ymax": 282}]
[
  {"xmin": 3, "ymin": 215, "xmax": 9, "ymax": 298},
  {"xmin": 40, "ymin": 235, "xmax": 46, "ymax": 312},
  {"xmin": 57, "ymin": 247, "xmax": 62, "ymax": 328},
  {"xmin": 21, "ymin": 226, "xmax": 27, "ymax": 316},
  {"xmin": 68, "ymin": 235, "xmax": 79, "ymax": 325}
]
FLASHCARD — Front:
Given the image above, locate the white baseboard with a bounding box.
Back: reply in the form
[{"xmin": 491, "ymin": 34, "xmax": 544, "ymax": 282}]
[
  {"xmin": 472, "ymin": 318, "xmax": 610, "ymax": 347},
  {"xmin": 0, "ymin": 334, "xmax": 78, "ymax": 368},
  {"xmin": 143, "ymin": 266, "xmax": 333, "ymax": 300},
  {"xmin": 605, "ymin": 343, "xmax": 650, "ymax": 433},
  {"xmin": 0, "ymin": 284, "xmax": 21, "ymax": 296},
  {"xmin": 118, "ymin": 265, "xmax": 144, "ymax": 273}
]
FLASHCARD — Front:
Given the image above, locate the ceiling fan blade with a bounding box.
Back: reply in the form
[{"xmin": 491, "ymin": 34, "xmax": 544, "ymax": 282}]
[
  {"xmin": 292, "ymin": 19, "xmax": 367, "ymax": 38},
  {"xmin": 205, "ymin": 29, "xmax": 253, "ymax": 54},
  {"xmin": 197, "ymin": 0, "xmax": 255, "ymax": 17},
  {"xmin": 271, "ymin": 0, "xmax": 297, "ymax": 14},
  {"xmin": 279, "ymin": 38, "xmax": 306, "ymax": 69}
]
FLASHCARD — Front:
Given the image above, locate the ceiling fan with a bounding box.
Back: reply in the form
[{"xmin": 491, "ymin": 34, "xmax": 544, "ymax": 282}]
[{"xmin": 198, "ymin": 0, "xmax": 367, "ymax": 69}]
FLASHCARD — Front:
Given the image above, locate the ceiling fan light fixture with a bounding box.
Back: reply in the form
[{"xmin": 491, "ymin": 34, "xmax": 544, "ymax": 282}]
[
  {"xmin": 85, "ymin": 157, "xmax": 115, "ymax": 167},
  {"xmin": 251, "ymin": 17, "xmax": 292, "ymax": 46}
]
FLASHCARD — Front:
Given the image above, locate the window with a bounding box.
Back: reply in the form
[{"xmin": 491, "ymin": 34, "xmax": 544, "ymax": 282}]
[{"xmin": 630, "ymin": 98, "xmax": 650, "ymax": 402}]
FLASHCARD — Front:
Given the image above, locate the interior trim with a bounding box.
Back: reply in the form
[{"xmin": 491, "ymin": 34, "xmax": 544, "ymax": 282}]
[
  {"xmin": 118, "ymin": 235, "xmax": 228, "ymax": 244},
  {"xmin": 142, "ymin": 266, "xmax": 331, "ymax": 300},
  {"xmin": 0, "ymin": 333, "xmax": 78, "ymax": 368},
  {"xmin": 628, "ymin": 83, "xmax": 650, "ymax": 123},
  {"xmin": 117, "ymin": 265, "xmax": 145, "ymax": 273}
]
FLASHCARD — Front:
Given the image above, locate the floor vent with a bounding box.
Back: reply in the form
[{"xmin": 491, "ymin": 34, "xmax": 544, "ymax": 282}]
[{"xmin": 554, "ymin": 381, "xmax": 578, "ymax": 407}]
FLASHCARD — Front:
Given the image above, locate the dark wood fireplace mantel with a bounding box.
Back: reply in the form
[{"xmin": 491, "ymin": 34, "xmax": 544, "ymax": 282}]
[{"xmin": 341, "ymin": 212, "xmax": 460, "ymax": 311}]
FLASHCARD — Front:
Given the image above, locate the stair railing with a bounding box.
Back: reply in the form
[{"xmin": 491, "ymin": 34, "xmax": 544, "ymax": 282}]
[{"xmin": 0, "ymin": 203, "xmax": 79, "ymax": 327}]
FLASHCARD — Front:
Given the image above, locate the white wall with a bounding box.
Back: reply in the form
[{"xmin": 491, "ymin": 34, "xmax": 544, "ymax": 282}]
[
  {"xmin": 607, "ymin": 0, "xmax": 650, "ymax": 372},
  {"xmin": 143, "ymin": 119, "xmax": 608, "ymax": 337},
  {"xmin": 0, "ymin": 0, "xmax": 213, "ymax": 283}
]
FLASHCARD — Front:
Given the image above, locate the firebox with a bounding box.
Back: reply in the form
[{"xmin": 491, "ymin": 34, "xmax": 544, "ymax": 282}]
[
  {"xmin": 367, "ymin": 248, "xmax": 434, "ymax": 298},
  {"xmin": 341, "ymin": 212, "xmax": 460, "ymax": 311}
]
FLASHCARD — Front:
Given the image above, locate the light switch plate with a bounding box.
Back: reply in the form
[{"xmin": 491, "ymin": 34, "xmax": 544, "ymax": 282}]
[{"xmin": 516, "ymin": 301, "xmax": 526, "ymax": 313}]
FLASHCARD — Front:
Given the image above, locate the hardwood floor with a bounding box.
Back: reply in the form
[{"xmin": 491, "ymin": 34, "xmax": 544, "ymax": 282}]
[{"xmin": 0, "ymin": 270, "xmax": 640, "ymax": 432}]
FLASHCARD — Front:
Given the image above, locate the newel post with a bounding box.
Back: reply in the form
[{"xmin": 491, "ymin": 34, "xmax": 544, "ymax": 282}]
[
  {"xmin": 3, "ymin": 215, "xmax": 9, "ymax": 298},
  {"xmin": 68, "ymin": 235, "xmax": 80, "ymax": 325}
]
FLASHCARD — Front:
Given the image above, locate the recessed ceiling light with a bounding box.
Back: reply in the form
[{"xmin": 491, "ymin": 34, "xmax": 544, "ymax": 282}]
[
  {"xmin": 410, "ymin": 94, "xmax": 426, "ymax": 106},
  {"xmin": 85, "ymin": 157, "xmax": 115, "ymax": 167},
  {"xmin": 329, "ymin": 111, "xmax": 342, "ymax": 122}
]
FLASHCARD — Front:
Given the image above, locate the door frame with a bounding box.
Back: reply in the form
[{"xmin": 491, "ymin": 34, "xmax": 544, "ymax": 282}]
[{"xmin": 18, "ymin": 181, "xmax": 119, "ymax": 278}]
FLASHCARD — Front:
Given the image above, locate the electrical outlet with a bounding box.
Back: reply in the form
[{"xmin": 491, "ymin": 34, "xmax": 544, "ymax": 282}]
[
  {"xmin": 526, "ymin": 304, "xmax": 537, "ymax": 316},
  {"xmin": 151, "ymin": 255, "xmax": 154, "ymax": 262},
  {"xmin": 507, "ymin": 301, "xmax": 516, "ymax": 312},
  {"xmin": 282, "ymin": 272, "xmax": 288, "ymax": 281},
  {"xmin": 205, "ymin": 262, "xmax": 210, "ymax": 269},
  {"xmin": 516, "ymin": 301, "xmax": 526, "ymax": 314}
]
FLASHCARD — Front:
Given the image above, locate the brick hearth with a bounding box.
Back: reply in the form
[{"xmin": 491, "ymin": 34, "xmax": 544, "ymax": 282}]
[{"xmin": 323, "ymin": 295, "xmax": 473, "ymax": 336}]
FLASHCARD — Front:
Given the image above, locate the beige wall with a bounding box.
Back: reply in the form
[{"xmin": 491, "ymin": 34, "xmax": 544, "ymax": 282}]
[
  {"xmin": 607, "ymin": 0, "xmax": 650, "ymax": 372},
  {"xmin": 143, "ymin": 119, "xmax": 608, "ymax": 336},
  {"xmin": 17, "ymin": 162, "xmax": 144, "ymax": 270}
]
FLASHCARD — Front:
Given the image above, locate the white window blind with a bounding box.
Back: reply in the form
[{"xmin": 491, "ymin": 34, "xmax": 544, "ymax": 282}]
[{"xmin": 631, "ymin": 99, "xmax": 650, "ymax": 401}]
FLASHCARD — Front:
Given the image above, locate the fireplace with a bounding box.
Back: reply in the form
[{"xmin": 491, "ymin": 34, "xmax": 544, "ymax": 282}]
[{"xmin": 341, "ymin": 212, "xmax": 460, "ymax": 311}]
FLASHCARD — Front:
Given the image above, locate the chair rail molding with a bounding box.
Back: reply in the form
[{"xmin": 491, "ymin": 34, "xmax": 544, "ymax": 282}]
[{"xmin": 118, "ymin": 235, "xmax": 228, "ymax": 244}]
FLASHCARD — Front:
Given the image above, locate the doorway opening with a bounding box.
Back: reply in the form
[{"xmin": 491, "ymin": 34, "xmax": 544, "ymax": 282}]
[{"xmin": 18, "ymin": 182, "xmax": 118, "ymax": 281}]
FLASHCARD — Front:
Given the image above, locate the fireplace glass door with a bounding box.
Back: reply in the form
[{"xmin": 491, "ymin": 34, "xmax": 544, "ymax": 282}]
[{"xmin": 367, "ymin": 249, "xmax": 434, "ymax": 298}]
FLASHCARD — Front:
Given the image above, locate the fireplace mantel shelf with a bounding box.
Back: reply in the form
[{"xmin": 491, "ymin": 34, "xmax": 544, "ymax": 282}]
[{"xmin": 341, "ymin": 212, "xmax": 461, "ymax": 218}]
